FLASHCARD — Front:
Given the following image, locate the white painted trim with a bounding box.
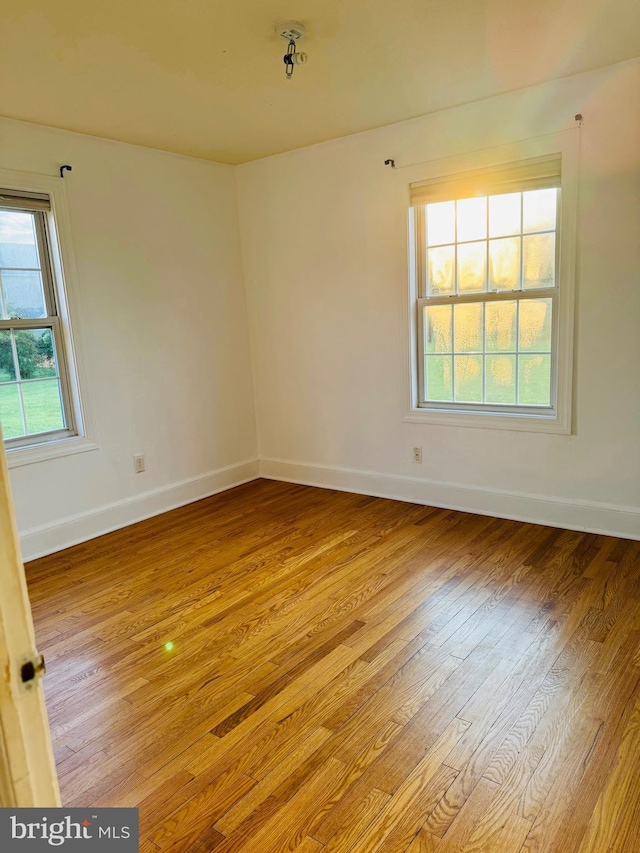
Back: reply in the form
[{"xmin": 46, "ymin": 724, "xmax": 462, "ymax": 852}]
[
  {"xmin": 19, "ymin": 458, "xmax": 260, "ymax": 562},
  {"xmin": 0, "ymin": 167, "xmax": 98, "ymax": 454},
  {"xmin": 401, "ymin": 409, "xmax": 569, "ymax": 434},
  {"xmin": 0, "ymin": 432, "xmax": 60, "ymax": 806},
  {"xmin": 7, "ymin": 437, "xmax": 99, "ymax": 469},
  {"xmin": 260, "ymin": 458, "xmax": 640, "ymax": 541},
  {"xmin": 16, "ymin": 453, "xmax": 640, "ymax": 562}
]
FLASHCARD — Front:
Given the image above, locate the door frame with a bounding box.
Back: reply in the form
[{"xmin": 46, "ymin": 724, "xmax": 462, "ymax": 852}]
[{"xmin": 0, "ymin": 433, "xmax": 60, "ymax": 807}]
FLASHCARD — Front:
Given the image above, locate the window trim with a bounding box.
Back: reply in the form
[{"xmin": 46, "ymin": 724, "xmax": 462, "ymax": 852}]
[
  {"xmin": 0, "ymin": 209, "xmax": 78, "ymax": 448},
  {"xmin": 0, "ymin": 168, "xmax": 97, "ymax": 467},
  {"xmin": 402, "ymin": 130, "xmax": 579, "ymax": 434}
]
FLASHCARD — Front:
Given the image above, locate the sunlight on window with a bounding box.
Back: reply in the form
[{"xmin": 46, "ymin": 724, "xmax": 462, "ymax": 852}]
[
  {"xmin": 489, "ymin": 237, "xmax": 520, "ymax": 290},
  {"xmin": 455, "ymin": 355, "xmax": 482, "ymax": 402},
  {"xmin": 519, "ymin": 299, "xmax": 552, "ymax": 351},
  {"xmin": 489, "ymin": 193, "xmax": 521, "ymax": 237},
  {"xmin": 457, "ymin": 242, "xmax": 486, "ymax": 292},
  {"xmin": 428, "ymin": 245, "xmax": 455, "ymax": 295},
  {"xmin": 486, "ymin": 355, "xmax": 516, "ymax": 404},
  {"xmin": 486, "ymin": 302, "xmax": 517, "ymax": 352},
  {"xmin": 454, "ymin": 304, "xmax": 483, "ymax": 352},
  {"xmin": 523, "ymin": 233, "xmax": 555, "ymax": 288},
  {"xmin": 456, "ymin": 197, "xmax": 487, "ymax": 242},
  {"xmin": 426, "ymin": 200, "xmax": 455, "ymax": 246},
  {"xmin": 425, "ymin": 305, "xmax": 452, "ymax": 353},
  {"xmin": 421, "ymin": 187, "xmax": 558, "ymax": 408},
  {"xmin": 523, "ymin": 188, "xmax": 556, "ymax": 233}
]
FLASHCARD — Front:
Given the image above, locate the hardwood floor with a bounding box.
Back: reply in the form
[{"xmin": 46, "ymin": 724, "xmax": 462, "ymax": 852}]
[{"xmin": 26, "ymin": 479, "xmax": 640, "ymax": 852}]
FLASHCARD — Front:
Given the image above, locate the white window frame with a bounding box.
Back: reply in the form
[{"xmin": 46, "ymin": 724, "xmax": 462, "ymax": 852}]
[
  {"xmin": 403, "ymin": 131, "xmax": 579, "ymax": 434},
  {"xmin": 0, "ymin": 169, "xmax": 96, "ymax": 467}
]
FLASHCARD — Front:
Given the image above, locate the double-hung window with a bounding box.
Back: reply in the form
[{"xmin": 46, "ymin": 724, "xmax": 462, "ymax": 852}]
[
  {"xmin": 0, "ymin": 189, "xmax": 78, "ymax": 449},
  {"xmin": 409, "ymin": 152, "xmax": 575, "ymax": 431}
]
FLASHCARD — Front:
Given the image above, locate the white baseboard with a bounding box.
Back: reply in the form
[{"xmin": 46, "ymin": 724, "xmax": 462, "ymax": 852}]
[
  {"xmin": 19, "ymin": 455, "xmax": 639, "ymax": 561},
  {"xmin": 260, "ymin": 458, "xmax": 640, "ymax": 541},
  {"xmin": 20, "ymin": 459, "xmax": 260, "ymax": 562}
]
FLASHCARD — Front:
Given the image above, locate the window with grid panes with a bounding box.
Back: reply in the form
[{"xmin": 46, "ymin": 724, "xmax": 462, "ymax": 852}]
[
  {"xmin": 411, "ymin": 157, "xmax": 561, "ymax": 416},
  {"xmin": 0, "ymin": 190, "xmax": 77, "ymax": 448}
]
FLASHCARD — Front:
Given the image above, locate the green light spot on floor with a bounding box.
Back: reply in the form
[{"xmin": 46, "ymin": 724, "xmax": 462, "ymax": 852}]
[{"xmin": 165, "ymin": 642, "xmax": 174, "ymax": 652}]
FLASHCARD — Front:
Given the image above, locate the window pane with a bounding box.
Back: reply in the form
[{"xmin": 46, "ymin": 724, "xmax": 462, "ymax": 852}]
[
  {"xmin": 519, "ymin": 299, "xmax": 552, "ymax": 352},
  {"xmin": 454, "ymin": 355, "xmax": 483, "ymax": 402},
  {"xmin": 456, "ymin": 197, "xmax": 487, "ymax": 242},
  {"xmin": 486, "ymin": 355, "xmax": 516, "ymax": 404},
  {"xmin": 426, "ymin": 201, "xmax": 455, "ymax": 246},
  {"xmin": 489, "ymin": 193, "xmax": 521, "ymax": 237},
  {"xmin": 0, "ymin": 330, "xmax": 17, "ymax": 381},
  {"xmin": 428, "ymin": 245, "xmax": 455, "ymax": 295},
  {"xmin": 489, "ymin": 237, "xmax": 520, "ymax": 291},
  {"xmin": 457, "ymin": 242, "xmax": 486, "ymax": 293},
  {"xmin": 0, "ymin": 383, "xmax": 24, "ymax": 438},
  {"xmin": 523, "ymin": 188, "xmax": 556, "ymax": 233},
  {"xmin": 16, "ymin": 328, "xmax": 57, "ymax": 380},
  {"xmin": 426, "ymin": 355, "xmax": 452, "ymax": 401},
  {"xmin": 485, "ymin": 301, "xmax": 517, "ymax": 352},
  {"xmin": 416, "ymin": 181, "xmax": 559, "ymax": 414},
  {"xmin": 22, "ymin": 379, "xmax": 65, "ymax": 434},
  {"xmin": 0, "ymin": 210, "xmax": 39, "ymax": 268},
  {"xmin": 518, "ymin": 354, "xmax": 551, "ymax": 405},
  {"xmin": 1, "ymin": 270, "xmax": 47, "ymax": 319},
  {"xmin": 425, "ymin": 305, "xmax": 452, "ymax": 353},
  {"xmin": 523, "ymin": 233, "xmax": 555, "ymax": 289},
  {"xmin": 454, "ymin": 303, "xmax": 483, "ymax": 352}
]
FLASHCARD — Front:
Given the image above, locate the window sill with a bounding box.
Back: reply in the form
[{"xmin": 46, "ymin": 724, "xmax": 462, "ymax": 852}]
[
  {"xmin": 403, "ymin": 407, "xmax": 571, "ymax": 434},
  {"xmin": 6, "ymin": 435, "xmax": 99, "ymax": 469}
]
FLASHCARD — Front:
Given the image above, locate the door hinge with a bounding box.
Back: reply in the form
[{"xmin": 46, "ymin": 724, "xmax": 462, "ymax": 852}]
[{"xmin": 20, "ymin": 654, "xmax": 46, "ymax": 688}]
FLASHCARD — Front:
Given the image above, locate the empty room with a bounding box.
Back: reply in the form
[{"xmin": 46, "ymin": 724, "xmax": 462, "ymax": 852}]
[{"xmin": 0, "ymin": 1, "xmax": 639, "ymax": 851}]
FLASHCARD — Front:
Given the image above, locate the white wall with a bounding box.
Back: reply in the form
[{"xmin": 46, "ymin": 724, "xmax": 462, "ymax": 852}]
[
  {"xmin": 0, "ymin": 118, "xmax": 258, "ymax": 559},
  {"xmin": 237, "ymin": 60, "xmax": 640, "ymax": 538},
  {"xmin": 4, "ymin": 59, "xmax": 639, "ymax": 557}
]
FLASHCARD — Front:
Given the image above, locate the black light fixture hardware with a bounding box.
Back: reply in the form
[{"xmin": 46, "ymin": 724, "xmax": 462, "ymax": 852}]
[
  {"xmin": 276, "ymin": 22, "xmax": 308, "ymax": 80},
  {"xmin": 21, "ymin": 654, "xmax": 46, "ymax": 684}
]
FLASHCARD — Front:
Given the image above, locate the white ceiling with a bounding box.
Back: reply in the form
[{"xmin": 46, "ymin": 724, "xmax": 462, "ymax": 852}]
[{"xmin": 1, "ymin": 0, "xmax": 639, "ymax": 164}]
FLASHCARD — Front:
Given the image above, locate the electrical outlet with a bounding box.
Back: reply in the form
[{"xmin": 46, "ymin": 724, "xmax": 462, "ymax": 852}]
[
  {"xmin": 133, "ymin": 453, "xmax": 146, "ymax": 474},
  {"xmin": 412, "ymin": 446, "xmax": 422, "ymax": 463}
]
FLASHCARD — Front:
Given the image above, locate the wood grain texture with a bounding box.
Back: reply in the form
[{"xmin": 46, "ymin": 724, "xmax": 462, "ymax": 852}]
[{"xmin": 26, "ymin": 479, "xmax": 640, "ymax": 852}]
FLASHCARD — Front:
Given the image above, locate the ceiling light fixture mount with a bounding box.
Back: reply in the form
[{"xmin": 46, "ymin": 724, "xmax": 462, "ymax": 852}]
[{"xmin": 276, "ymin": 21, "xmax": 308, "ymax": 80}]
